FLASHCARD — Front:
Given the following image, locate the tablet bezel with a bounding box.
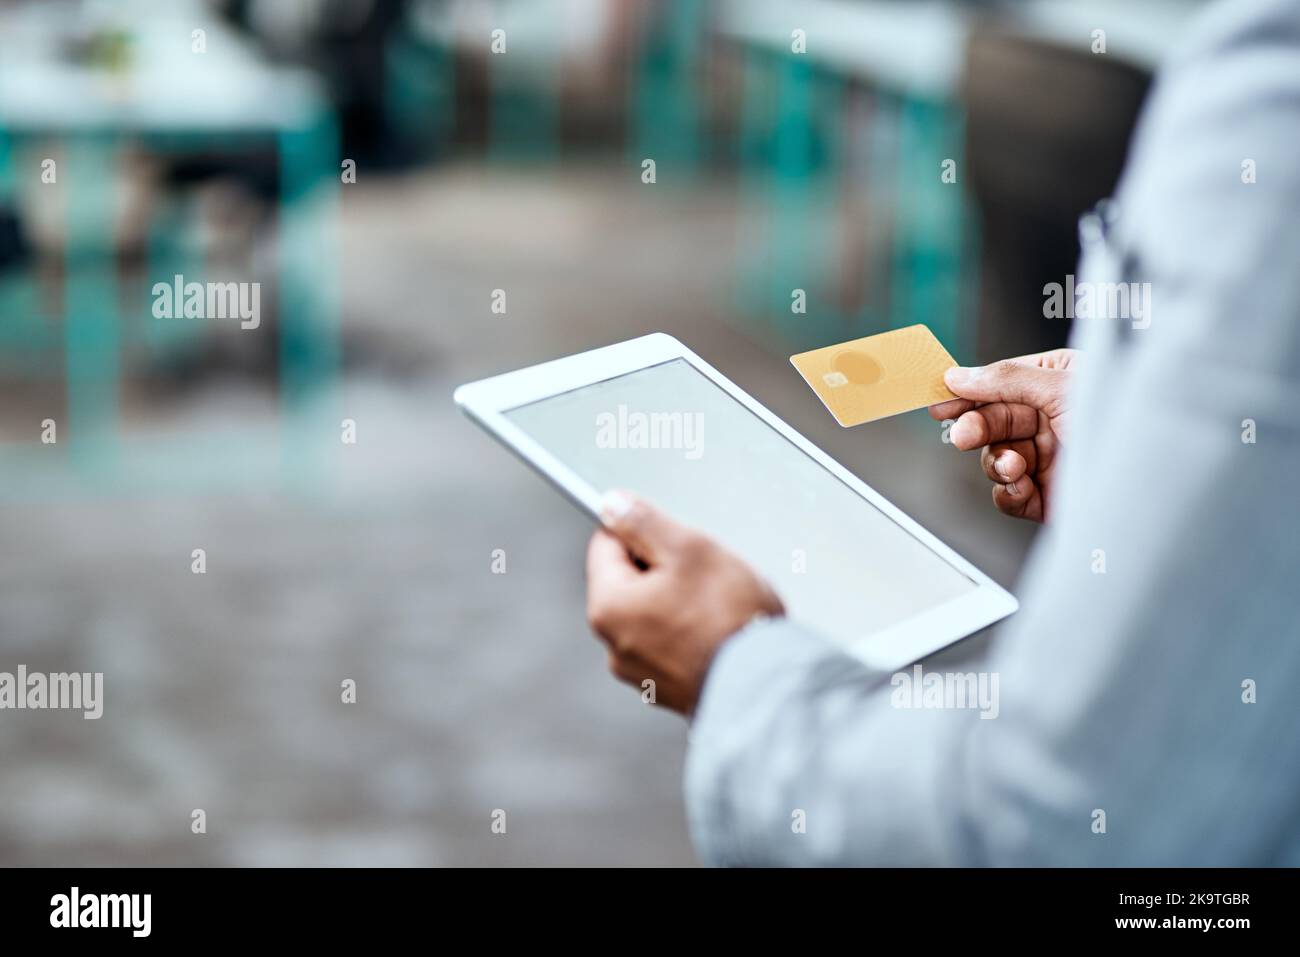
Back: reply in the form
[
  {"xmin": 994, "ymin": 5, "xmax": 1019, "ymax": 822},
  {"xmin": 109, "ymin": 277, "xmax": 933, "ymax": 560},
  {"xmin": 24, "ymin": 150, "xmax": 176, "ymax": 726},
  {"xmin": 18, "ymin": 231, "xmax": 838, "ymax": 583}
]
[{"xmin": 454, "ymin": 333, "xmax": 1017, "ymax": 669}]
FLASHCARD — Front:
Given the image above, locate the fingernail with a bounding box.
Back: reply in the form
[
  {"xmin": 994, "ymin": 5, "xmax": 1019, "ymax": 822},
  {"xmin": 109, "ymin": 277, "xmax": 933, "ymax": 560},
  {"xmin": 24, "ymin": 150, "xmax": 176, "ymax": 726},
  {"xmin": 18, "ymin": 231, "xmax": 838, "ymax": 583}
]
[
  {"xmin": 1004, "ymin": 480, "xmax": 1019, "ymax": 495},
  {"xmin": 945, "ymin": 366, "xmax": 974, "ymax": 389},
  {"xmin": 599, "ymin": 489, "xmax": 634, "ymax": 526}
]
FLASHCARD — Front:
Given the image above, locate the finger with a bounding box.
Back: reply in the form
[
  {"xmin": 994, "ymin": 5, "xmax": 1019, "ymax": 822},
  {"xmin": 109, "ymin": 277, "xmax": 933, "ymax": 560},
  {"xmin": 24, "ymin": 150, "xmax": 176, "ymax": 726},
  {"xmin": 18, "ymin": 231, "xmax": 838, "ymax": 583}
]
[
  {"xmin": 598, "ymin": 489, "xmax": 691, "ymax": 567},
  {"xmin": 606, "ymin": 651, "xmax": 641, "ymax": 686},
  {"xmin": 748, "ymin": 571, "xmax": 786, "ymax": 619},
  {"xmin": 950, "ymin": 403, "xmax": 1040, "ymax": 449},
  {"xmin": 1011, "ymin": 347, "xmax": 1078, "ymax": 371},
  {"xmin": 932, "ymin": 352, "xmax": 1074, "ymax": 419},
  {"xmin": 928, "ymin": 396, "xmax": 977, "ymax": 421},
  {"xmin": 585, "ymin": 529, "xmax": 641, "ymax": 625},
  {"xmin": 981, "ymin": 443, "xmax": 1030, "ymax": 484},
  {"xmin": 991, "ymin": 475, "xmax": 1044, "ymax": 522},
  {"xmin": 587, "ymin": 529, "xmax": 662, "ymax": 649},
  {"xmin": 944, "ymin": 360, "xmax": 1067, "ymax": 409}
]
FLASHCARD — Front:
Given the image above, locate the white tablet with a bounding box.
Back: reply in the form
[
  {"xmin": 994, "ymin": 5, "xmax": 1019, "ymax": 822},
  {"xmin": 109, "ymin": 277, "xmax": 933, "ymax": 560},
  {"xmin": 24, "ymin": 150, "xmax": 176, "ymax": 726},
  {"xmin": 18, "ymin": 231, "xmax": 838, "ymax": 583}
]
[{"xmin": 454, "ymin": 333, "xmax": 1017, "ymax": 670}]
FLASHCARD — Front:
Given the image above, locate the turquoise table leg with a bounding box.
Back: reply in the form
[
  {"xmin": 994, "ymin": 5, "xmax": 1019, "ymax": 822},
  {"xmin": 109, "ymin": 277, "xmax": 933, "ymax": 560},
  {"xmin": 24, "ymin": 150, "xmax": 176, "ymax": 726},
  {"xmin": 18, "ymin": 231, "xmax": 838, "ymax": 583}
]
[
  {"xmin": 628, "ymin": 0, "xmax": 705, "ymax": 177},
  {"xmin": 279, "ymin": 109, "xmax": 341, "ymax": 490},
  {"xmin": 733, "ymin": 49, "xmax": 777, "ymax": 327},
  {"xmin": 488, "ymin": 55, "xmax": 559, "ymax": 163},
  {"xmin": 735, "ymin": 51, "xmax": 845, "ymax": 349},
  {"xmin": 768, "ymin": 54, "xmax": 819, "ymax": 344},
  {"xmin": 888, "ymin": 97, "xmax": 968, "ymax": 355},
  {"xmin": 771, "ymin": 60, "xmax": 849, "ymax": 347},
  {"xmin": 64, "ymin": 133, "xmax": 122, "ymax": 476},
  {"xmin": 384, "ymin": 28, "xmax": 456, "ymax": 159},
  {"xmin": 0, "ymin": 126, "xmax": 14, "ymax": 201}
]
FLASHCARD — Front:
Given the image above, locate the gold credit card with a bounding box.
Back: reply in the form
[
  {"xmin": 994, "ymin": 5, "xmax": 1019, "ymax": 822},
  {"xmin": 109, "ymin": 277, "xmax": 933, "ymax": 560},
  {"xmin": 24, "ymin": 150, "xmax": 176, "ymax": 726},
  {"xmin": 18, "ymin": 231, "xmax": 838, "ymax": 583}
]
[{"xmin": 790, "ymin": 324, "xmax": 958, "ymax": 427}]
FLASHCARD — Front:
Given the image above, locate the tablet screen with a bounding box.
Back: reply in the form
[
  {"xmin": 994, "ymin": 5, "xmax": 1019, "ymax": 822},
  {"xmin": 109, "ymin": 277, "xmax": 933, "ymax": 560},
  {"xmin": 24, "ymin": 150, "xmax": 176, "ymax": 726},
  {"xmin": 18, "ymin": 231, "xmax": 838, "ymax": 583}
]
[{"xmin": 505, "ymin": 358, "xmax": 975, "ymax": 647}]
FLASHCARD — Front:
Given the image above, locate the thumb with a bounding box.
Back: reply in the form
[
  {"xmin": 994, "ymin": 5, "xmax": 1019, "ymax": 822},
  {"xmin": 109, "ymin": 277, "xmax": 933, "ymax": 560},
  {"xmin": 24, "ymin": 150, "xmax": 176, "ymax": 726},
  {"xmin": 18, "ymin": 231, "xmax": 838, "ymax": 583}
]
[
  {"xmin": 598, "ymin": 489, "xmax": 689, "ymax": 567},
  {"xmin": 944, "ymin": 361, "xmax": 1065, "ymax": 411}
]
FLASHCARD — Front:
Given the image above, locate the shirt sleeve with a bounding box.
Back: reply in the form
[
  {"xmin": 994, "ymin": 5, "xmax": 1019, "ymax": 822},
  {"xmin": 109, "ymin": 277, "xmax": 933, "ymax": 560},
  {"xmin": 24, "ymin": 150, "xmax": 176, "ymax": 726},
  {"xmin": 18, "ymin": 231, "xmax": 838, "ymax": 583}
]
[
  {"xmin": 685, "ymin": 617, "xmax": 978, "ymax": 866},
  {"xmin": 684, "ymin": 0, "xmax": 1300, "ymax": 867}
]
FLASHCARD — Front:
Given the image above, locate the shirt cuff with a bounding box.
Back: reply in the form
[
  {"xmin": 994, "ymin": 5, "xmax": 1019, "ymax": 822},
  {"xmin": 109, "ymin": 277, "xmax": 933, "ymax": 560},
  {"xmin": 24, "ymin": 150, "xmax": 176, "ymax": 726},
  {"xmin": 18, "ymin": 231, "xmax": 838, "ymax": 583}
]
[{"xmin": 685, "ymin": 615, "xmax": 838, "ymax": 865}]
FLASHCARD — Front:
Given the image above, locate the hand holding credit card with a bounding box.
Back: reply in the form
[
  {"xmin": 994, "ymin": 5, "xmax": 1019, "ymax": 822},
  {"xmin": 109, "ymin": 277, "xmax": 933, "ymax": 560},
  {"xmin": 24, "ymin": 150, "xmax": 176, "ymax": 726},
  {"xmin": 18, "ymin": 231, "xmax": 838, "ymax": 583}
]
[{"xmin": 790, "ymin": 324, "xmax": 958, "ymax": 426}]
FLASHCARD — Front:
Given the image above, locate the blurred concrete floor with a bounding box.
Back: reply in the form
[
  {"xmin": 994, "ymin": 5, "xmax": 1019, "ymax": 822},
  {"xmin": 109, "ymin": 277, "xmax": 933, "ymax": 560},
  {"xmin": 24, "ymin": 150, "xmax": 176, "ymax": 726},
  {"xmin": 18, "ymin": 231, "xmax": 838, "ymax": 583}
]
[{"xmin": 0, "ymin": 163, "xmax": 1035, "ymax": 866}]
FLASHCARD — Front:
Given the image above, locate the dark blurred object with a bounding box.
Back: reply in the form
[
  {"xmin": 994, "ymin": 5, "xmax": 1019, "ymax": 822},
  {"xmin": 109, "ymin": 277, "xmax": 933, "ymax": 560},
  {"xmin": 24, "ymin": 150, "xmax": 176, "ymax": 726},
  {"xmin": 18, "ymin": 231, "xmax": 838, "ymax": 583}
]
[
  {"xmin": 0, "ymin": 203, "xmax": 30, "ymax": 274},
  {"xmin": 212, "ymin": 0, "xmax": 410, "ymax": 165},
  {"xmin": 310, "ymin": 0, "xmax": 410, "ymax": 164},
  {"xmin": 962, "ymin": 25, "xmax": 1151, "ymax": 362}
]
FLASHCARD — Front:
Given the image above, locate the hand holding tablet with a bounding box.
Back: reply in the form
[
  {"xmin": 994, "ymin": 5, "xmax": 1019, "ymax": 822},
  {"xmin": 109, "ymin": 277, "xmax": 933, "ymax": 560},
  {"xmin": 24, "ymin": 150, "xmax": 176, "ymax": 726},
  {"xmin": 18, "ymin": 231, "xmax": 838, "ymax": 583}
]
[{"xmin": 586, "ymin": 487, "xmax": 786, "ymax": 714}]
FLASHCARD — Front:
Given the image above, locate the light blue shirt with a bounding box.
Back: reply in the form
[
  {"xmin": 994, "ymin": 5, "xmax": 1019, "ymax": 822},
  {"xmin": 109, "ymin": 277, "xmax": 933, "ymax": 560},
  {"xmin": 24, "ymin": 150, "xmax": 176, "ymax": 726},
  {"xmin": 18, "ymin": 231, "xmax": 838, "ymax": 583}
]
[{"xmin": 685, "ymin": 0, "xmax": 1300, "ymax": 866}]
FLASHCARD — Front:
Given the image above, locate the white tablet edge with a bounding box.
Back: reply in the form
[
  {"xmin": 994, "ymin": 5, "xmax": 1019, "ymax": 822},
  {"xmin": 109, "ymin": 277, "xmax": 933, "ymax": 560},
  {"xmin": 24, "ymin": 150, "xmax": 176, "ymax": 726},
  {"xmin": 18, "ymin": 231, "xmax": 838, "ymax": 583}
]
[{"xmin": 454, "ymin": 333, "xmax": 1018, "ymax": 670}]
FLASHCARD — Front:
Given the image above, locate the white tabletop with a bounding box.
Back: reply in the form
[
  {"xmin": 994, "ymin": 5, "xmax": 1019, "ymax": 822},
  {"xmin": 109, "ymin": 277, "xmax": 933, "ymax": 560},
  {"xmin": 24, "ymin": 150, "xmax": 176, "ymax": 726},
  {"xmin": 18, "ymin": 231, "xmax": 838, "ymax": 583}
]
[{"xmin": 0, "ymin": 0, "xmax": 326, "ymax": 134}]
